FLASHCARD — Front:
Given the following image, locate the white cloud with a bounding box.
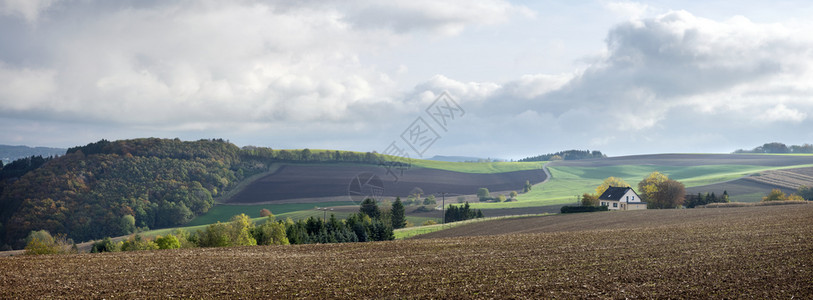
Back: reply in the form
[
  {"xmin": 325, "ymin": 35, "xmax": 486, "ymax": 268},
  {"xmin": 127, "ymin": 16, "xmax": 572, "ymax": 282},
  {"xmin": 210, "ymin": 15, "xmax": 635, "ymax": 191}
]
[
  {"xmin": 759, "ymin": 104, "xmax": 807, "ymax": 123},
  {"xmin": 603, "ymin": 1, "xmax": 654, "ymax": 21}
]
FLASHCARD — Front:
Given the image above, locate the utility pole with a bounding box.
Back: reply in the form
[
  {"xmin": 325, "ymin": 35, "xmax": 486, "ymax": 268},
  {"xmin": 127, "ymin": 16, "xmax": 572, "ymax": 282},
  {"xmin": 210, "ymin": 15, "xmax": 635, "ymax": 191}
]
[
  {"xmin": 440, "ymin": 192, "xmax": 447, "ymax": 224},
  {"xmin": 316, "ymin": 207, "xmax": 332, "ymax": 221}
]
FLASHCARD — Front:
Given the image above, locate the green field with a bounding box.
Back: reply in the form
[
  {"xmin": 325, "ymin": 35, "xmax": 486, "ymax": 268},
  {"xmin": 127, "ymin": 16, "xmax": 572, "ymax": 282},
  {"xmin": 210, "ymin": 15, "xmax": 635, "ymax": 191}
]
[
  {"xmin": 177, "ymin": 154, "xmax": 813, "ymax": 237},
  {"xmin": 409, "ymin": 160, "xmax": 545, "ymax": 173},
  {"xmin": 394, "ymin": 214, "xmax": 549, "ymax": 239},
  {"xmin": 186, "ymin": 201, "xmax": 355, "ymax": 226},
  {"xmin": 141, "ymin": 207, "xmax": 439, "ymax": 240},
  {"xmin": 466, "ymin": 163, "xmax": 813, "ymax": 209}
]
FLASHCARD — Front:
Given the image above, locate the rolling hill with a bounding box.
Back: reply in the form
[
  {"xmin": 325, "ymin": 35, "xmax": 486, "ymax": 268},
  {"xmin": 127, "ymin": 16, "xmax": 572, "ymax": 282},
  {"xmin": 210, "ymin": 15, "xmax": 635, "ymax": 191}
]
[
  {"xmin": 0, "ymin": 138, "xmax": 544, "ymax": 249},
  {"xmin": 3, "ymin": 137, "xmax": 812, "ymax": 250},
  {"xmin": 465, "ymin": 153, "xmax": 813, "ymax": 209},
  {"xmin": 224, "ymin": 164, "xmax": 546, "ymax": 204}
]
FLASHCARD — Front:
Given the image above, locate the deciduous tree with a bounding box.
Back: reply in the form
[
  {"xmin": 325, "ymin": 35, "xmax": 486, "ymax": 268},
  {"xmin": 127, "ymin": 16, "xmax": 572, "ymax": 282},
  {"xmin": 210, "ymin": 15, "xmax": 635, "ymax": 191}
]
[
  {"xmin": 595, "ymin": 177, "xmax": 630, "ymax": 196},
  {"xmin": 762, "ymin": 189, "xmax": 787, "ymax": 201},
  {"xmin": 637, "ymin": 172, "xmax": 668, "ymax": 203},
  {"xmin": 580, "ymin": 193, "xmax": 599, "ymax": 206},
  {"xmin": 649, "ymin": 179, "xmax": 686, "ymax": 209}
]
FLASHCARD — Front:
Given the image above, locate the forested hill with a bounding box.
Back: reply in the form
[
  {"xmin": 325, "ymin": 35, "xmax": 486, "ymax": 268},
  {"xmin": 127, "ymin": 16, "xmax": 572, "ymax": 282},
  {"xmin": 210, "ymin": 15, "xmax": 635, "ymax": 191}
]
[{"xmin": 0, "ymin": 138, "xmax": 384, "ymax": 249}]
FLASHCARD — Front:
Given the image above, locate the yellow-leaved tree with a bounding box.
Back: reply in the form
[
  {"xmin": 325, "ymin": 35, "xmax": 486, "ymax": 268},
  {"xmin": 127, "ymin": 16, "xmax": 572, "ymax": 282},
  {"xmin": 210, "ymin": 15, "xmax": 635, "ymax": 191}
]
[
  {"xmin": 595, "ymin": 177, "xmax": 630, "ymax": 196},
  {"xmin": 637, "ymin": 172, "xmax": 669, "ymax": 203}
]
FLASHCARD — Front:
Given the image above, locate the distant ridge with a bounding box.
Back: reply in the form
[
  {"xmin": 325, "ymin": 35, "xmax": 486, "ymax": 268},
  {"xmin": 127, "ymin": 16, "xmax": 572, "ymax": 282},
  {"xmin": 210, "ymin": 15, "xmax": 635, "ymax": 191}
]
[{"xmin": 0, "ymin": 144, "xmax": 67, "ymax": 164}]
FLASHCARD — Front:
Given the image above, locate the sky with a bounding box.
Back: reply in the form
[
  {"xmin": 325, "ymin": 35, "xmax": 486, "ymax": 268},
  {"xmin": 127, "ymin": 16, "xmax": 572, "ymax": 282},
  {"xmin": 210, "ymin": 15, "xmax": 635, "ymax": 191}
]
[{"xmin": 1, "ymin": 0, "xmax": 812, "ymax": 159}]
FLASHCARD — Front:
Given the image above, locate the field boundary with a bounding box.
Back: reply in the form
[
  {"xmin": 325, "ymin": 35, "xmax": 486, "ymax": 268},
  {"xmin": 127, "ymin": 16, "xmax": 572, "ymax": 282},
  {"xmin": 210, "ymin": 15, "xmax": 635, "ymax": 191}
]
[
  {"xmin": 394, "ymin": 213, "xmax": 550, "ymax": 239},
  {"xmin": 214, "ymin": 163, "xmax": 283, "ymax": 204}
]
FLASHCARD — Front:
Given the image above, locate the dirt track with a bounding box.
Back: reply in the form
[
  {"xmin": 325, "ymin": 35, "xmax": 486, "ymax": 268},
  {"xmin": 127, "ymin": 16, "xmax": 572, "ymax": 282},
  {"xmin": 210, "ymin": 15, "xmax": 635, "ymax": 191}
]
[
  {"xmin": 227, "ymin": 164, "xmax": 546, "ymax": 204},
  {"xmin": 1, "ymin": 205, "xmax": 810, "ymax": 299}
]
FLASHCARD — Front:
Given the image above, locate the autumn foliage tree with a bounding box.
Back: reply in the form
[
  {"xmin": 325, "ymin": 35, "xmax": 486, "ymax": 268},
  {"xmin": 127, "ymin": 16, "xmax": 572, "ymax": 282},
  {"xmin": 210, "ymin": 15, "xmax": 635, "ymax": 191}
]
[
  {"xmin": 580, "ymin": 193, "xmax": 599, "ymax": 206},
  {"xmin": 649, "ymin": 179, "xmax": 686, "ymax": 209},
  {"xmin": 637, "ymin": 172, "xmax": 668, "ymax": 203},
  {"xmin": 595, "ymin": 177, "xmax": 630, "ymax": 196},
  {"xmin": 762, "ymin": 189, "xmax": 805, "ymax": 202}
]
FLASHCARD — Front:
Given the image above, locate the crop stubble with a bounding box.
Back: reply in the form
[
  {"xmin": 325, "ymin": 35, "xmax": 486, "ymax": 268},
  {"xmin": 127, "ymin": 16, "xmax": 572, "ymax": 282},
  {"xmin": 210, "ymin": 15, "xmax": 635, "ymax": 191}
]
[{"xmin": 1, "ymin": 205, "xmax": 811, "ymax": 298}]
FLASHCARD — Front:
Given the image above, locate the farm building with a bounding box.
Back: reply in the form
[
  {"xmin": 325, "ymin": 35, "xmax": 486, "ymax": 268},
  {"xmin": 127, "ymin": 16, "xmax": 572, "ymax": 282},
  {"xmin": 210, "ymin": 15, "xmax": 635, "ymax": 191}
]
[{"xmin": 598, "ymin": 187, "xmax": 647, "ymax": 210}]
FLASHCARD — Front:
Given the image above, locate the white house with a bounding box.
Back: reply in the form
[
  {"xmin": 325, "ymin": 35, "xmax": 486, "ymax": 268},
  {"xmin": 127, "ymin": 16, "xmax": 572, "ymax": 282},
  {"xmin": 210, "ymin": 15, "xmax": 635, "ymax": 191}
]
[{"xmin": 598, "ymin": 187, "xmax": 647, "ymax": 210}]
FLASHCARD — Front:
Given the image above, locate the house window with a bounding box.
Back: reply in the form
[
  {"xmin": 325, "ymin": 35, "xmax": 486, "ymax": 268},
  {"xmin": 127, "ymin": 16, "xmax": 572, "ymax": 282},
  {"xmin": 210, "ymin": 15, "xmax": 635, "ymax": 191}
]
[
  {"xmin": 631, "ymin": 196, "xmax": 635, "ymax": 201},
  {"xmin": 626, "ymin": 196, "xmax": 629, "ymax": 201},
  {"xmin": 613, "ymin": 203, "xmax": 618, "ymax": 208}
]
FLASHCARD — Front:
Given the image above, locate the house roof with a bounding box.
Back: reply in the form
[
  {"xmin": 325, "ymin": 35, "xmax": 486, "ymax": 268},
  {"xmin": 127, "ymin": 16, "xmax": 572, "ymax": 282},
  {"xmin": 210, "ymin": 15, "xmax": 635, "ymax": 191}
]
[{"xmin": 598, "ymin": 187, "xmax": 644, "ymax": 202}]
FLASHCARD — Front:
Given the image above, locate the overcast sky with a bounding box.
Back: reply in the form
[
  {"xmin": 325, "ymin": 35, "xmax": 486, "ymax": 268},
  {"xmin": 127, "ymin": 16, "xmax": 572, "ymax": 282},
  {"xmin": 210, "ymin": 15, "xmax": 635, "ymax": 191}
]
[{"xmin": 1, "ymin": 0, "xmax": 812, "ymax": 159}]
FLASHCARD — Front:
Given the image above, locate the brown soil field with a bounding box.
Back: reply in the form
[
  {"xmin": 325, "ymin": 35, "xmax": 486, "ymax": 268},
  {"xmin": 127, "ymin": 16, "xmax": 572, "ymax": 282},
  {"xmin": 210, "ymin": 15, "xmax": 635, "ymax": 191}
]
[
  {"xmin": 687, "ymin": 167, "xmax": 813, "ymax": 202},
  {"xmin": 686, "ymin": 178, "xmax": 794, "ymax": 201},
  {"xmin": 414, "ymin": 203, "xmax": 810, "ymax": 239},
  {"xmin": 226, "ymin": 164, "xmax": 546, "ymax": 204},
  {"xmin": 2, "ymin": 205, "xmax": 810, "ymax": 299},
  {"xmin": 550, "ymin": 153, "xmax": 813, "ymax": 167},
  {"xmin": 744, "ymin": 167, "xmax": 813, "ymax": 190}
]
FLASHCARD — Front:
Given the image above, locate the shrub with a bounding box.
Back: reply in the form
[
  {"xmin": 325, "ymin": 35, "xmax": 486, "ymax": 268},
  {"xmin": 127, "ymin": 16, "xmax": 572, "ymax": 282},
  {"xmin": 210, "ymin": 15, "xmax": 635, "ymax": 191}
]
[
  {"xmin": 253, "ymin": 217, "xmax": 289, "ymax": 246},
  {"xmin": 120, "ymin": 234, "xmax": 159, "ymax": 251},
  {"xmin": 580, "ymin": 193, "xmax": 598, "ymax": 206},
  {"xmin": 477, "ymin": 188, "xmax": 490, "ymax": 201},
  {"xmin": 24, "ymin": 230, "xmax": 74, "ymax": 255},
  {"xmin": 172, "ymin": 229, "xmax": 197, "ymax": 248},
  {"xmin": 91, "ymin": 237, "xmax": 118, "ymax": 253},
  {"xmin": 414, "ymin": 206, "xmax": 434, "ymax": 213},
  {"xmin": 197, "ymin": 222, "xmax": 231, "ymax": 247},
  {"xmin": 422, "ymin": 220, "xmax": 437, "ymax": 226},
  {"xmin": 155, "ymin": 234, "xmax": 181, "ymax": 249},
  {"xmin": 197, "ymin": 214, "xmax": 257, "ymax": 247},
  {"xmin": 260, "ymin": 209, "xmax": 273, "ymax": 218},
  {"xmin": 560, "ymin": 205, "xmax": 609, "ymax": 214},
  {"xmin": 762, "ymin": 189, "xmax": 806, "ymax": 202}
]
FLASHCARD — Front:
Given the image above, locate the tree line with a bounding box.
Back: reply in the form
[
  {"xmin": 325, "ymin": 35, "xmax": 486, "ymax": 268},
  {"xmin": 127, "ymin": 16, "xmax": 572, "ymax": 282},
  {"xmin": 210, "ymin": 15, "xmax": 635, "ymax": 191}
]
[
  {"xmin": 30, "ymin": 201, "xmax": 397, "ymax": 255},
  {"xmin": 734, "ymin": 142, "xmax": 813, "ymax": 154},
  {"xmin": 519, "ymin": 149, "xmax": 606, "ymax": 162},
  {"xmin": 444, "ymin": 202, "xmax": 484, "ymax": 223}
]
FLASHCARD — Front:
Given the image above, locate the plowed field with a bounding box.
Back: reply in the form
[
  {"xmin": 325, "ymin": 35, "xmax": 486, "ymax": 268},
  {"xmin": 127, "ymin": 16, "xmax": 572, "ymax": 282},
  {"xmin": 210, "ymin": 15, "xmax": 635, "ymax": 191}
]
[
  {"xmin": 2, "ymin": 205, "xmax": 810, "ymax": 298},
  {"xmin": 227, "ymin": 164, "xmax": 546, "ymax": 204},
  {"xmin": 745, "ymin": 167, "xmax": 813, "ymax": 189}
]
